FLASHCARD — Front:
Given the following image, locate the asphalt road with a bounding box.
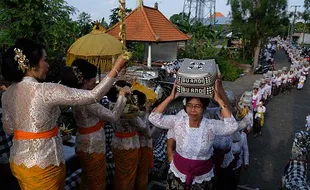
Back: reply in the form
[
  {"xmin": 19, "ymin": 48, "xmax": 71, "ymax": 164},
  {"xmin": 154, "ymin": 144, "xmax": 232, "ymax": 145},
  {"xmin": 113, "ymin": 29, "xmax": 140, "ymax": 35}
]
[{"xmin": 239, "ymin": 51, "xmax": 310, "ymax": 190}]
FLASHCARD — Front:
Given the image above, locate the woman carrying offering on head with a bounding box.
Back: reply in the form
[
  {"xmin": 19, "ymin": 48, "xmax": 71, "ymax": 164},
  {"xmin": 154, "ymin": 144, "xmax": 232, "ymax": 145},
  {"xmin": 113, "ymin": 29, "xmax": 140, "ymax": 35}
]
[
  {"xmin": 1, "ymin": 38, "xmax": 128, "ymax": 190},
  {"xmin": 148, "ymin": 79, "xmax": 238, "ymax": 190}
]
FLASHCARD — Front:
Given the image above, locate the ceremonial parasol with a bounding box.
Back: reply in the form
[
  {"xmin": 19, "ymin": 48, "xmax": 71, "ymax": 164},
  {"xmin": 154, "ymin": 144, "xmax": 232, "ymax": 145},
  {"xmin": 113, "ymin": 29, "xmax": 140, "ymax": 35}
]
[{"xmin": 66, "ymin": 0, "xmax": 130, "ymax": 72}]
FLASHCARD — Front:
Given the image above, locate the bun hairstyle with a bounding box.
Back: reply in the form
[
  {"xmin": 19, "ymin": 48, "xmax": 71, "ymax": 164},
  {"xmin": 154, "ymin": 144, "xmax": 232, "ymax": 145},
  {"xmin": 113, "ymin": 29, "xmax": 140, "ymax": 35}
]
[
  {"xmin": 59, "ymin": 59, "xmax": 97, "ymax": 89},
  {"xmin": 107, "ymin": 80, "xmax": 147, "ymax": 106},
  {"xmin": 1, "ymin": 38, "xmax": 45, "ymax": 82},
  {"xmin": 132, "ymin": 90, "xmax": 147, "ymax": 106},
  {"xmin": 106, "ymin": 80, "xmax": 131, "ymax": 103},
  {"xmin": 72, "ymin": 59, "xmax": 97, "ymax": 81}
]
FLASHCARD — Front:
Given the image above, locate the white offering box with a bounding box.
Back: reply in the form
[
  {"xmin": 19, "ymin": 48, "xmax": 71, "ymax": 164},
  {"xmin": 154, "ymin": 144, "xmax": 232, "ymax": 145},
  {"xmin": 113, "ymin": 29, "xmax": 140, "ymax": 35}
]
[{"xmin": 176, "ymin": 59, "xmax": 219, "ymax": 99}]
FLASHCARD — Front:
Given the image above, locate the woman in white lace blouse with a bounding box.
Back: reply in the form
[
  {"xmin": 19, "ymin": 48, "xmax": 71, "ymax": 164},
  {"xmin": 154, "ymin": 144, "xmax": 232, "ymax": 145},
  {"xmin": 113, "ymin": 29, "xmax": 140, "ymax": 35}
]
[
  {"xmin": 149, "ymin": 80, "xmax": 238, "ymax": 190},
  {"xmin": 60, "ymin": 59, "xmax": 130, "ymax": 190},
  {"xmin": 1, "ymin": 38, "xmax": 127, "ymax": 190},
  {"xmin": 109, "ymin": 81, "xmax": 150, "ymax": 190}
]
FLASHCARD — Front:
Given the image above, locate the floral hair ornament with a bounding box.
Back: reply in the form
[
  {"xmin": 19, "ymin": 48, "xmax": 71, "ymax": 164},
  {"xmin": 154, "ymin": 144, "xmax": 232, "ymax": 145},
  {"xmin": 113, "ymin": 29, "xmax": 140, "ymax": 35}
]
[
  {"xmin": 72, "ymin": 66, "xmax": 84, "ymax": 84},
  {"xmin": 14, "ymin": 48, "xmax": 29, "ymax": 73}
]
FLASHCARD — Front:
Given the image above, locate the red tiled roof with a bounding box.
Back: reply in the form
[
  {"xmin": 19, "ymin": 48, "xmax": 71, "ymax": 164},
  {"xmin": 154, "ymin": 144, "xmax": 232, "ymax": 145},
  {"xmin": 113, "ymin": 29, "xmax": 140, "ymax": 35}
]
[
  {"xmin": 211, "ymin": 12, "xmax": 225, "ymax": 18},
  {"xmin": 107, "ymin": 5, "xmax": 190, "ymax": 42}
]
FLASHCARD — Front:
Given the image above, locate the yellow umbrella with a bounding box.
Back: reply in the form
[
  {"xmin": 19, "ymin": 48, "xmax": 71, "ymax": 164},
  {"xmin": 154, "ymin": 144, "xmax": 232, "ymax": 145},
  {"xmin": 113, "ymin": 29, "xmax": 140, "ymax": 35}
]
[
  {"xmin": 131, "ymin": 79, "xmax": 158, "ymax": 102},
  {"xmin": 66, "ymin": 24, "xmax": 123, "ymax": 72}
]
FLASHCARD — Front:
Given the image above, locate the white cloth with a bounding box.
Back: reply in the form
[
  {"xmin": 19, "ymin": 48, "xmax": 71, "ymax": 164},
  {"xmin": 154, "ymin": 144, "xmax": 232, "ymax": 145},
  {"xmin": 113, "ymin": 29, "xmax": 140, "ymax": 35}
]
[
  {"xmin": 276, "ymin": 76, "xmax": 282, "ymax": 87},
  {"xmin": 213, "ymin": 135, "xmax": 234, "ymax": 168},
  {"xmin": 2, "ymin": 76, "xmax": 115, "ymax": 168},
  {"xmin": 288, "ymin": 74, "xmax": 295, "ymax": 83},
  {"xmin": 282, "ymin": 74, "xmax": 288, "ymax": 84},
  {"xmin": 303, "ymin": 67, "xmax": 309, "ymax": 75},
  {"xmin": 262, "ymin": 85, "xmax": 269, "ymax": 99},
  {"xmin": 149, "ymin": 112, "xmax": 238, "ymax": 184},
  {"xmin": 137, "ymin": 112, "xmax": 152, "ymax": 148},
  {"xmin": 112, "ymin": 115, "xmax": 147, "ymax": 150},
  {"xmin": 232, "ymin": 132, "xmax": 249, "ymax": 170},
  {"xmin": 73, "ymin": 95, "xmax": 126, "ymax": 154},
  {"xmin": 252, "ymin": 92, "xmax": 261, "ymax": 107},
  {"xmin": 238, "ymin": 112, "xmax": 254, "ymax": 131},
  {"xmin": 298, "ymin": 76, "xmax": 306, "ymax": 89},
  {"xmin": 255, "ymin": 106, "xmax": 266, "ymax": 119}
]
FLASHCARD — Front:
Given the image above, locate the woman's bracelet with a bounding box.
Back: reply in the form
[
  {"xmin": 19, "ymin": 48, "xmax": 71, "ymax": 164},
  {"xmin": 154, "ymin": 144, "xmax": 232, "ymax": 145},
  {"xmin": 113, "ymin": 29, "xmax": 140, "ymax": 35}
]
[
  {"xmin": 113, "ymin": 68, "xmax": 119, "ymax": 75},
  {"xmin": 220, "ymin": 104, "xmax": 228, "ymax": 110}
]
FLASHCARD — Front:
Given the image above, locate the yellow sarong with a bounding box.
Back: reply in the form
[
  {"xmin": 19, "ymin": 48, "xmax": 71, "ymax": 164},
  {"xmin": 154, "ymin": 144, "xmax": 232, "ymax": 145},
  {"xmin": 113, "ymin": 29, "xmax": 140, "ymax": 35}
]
[
  {"xmin": 135, "ymin": 147, "xmax": 153, "ymax": 190},
  {"xmin": 76, "ymin": 151, "xmax": 106, "ymax": 190},
  {"xmin": 257, "ymin": 112, "xmax": 265, "ymax": 127},
  {"xmin": 112, "ymin": 148, "xmax": 139, "ymax": 190},
  {"xmin": 10, "ymin": 162, "xmax": 65, "ymax": 190}
]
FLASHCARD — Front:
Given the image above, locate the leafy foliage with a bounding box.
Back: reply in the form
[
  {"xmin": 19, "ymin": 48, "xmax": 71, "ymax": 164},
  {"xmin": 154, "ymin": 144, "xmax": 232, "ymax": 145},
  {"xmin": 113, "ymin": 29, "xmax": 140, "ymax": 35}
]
[
  {"xmin": 127, "ymin": 42, "xmax": 144, "ymax": 63},
  {"xmin": 0, "ymin": 0, "xmax": 77, "ymax": 49},
  {"xmin": 169, "ymin": 12, "xmax": 242, "ymax": 81},
  {"xmin": 109, "ymin": 7, "xmax": 132, "ymax": 27},
  {"xmin": 227, "ymin": 0, "xmax": 288, "ymax": 68},
  {"xmin": 100, "ymin": 17, "xmax": 109, "ymax": 29},
  {"xmin": 76, "ymin": 12, "xmax": 92, "ymax": 37}
]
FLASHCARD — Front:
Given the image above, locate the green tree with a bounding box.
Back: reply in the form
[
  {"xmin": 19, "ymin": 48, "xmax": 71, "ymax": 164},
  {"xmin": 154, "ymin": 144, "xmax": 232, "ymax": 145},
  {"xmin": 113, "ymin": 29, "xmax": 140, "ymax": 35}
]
[
  {"xmin": 305, "ymin": 0, "xmax": 310, "ymax": 9},
  {"xmin": 227, "ymin": 0, "xmax": 287, "ymax": 71},
  {"xmin": 77, "ymin": 12, "xmax": 92, "ymax": 37},
  {"xmin": 294, "ymin": 21, "xmax": 305, "ymax": 33},
  {"xmin": 109, "ymin": 7, "xmax": 132, "ymax": 27},
  {"xmin": 100, "ymin": 17, "xmax": 109, "ymax": 29},
  {"xmin": 0, "ymin": 0, "xmax": 76, "ymax": 46},
  {"xmin": 0, "ymin": 0, "xmax": 78, "ymax": 57}
]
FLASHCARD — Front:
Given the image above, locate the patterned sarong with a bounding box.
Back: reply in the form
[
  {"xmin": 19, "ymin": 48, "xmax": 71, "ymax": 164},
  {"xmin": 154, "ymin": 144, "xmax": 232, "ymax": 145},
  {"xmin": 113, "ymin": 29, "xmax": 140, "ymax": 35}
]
[
  {"xmin": 112, "ymin": 148, "xmax": 139, "ymax": 190},
  {"xmin": 76, "ymin": 151, "xmax": 106, "ymax": 190},
  {"xmin": 135, "ymin": 147, "xmax": 153, "ymax": 190}
]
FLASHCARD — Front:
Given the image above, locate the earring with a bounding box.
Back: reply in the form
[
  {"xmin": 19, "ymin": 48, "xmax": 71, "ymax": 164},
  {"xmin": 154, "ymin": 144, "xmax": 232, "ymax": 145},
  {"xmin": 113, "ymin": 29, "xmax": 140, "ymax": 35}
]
[
  {"xmin": 32, "ymin": 67, "xmax": 37, "ymax": 71},
  {"xmin": 183, "ymin": 98, "xmax": 186, "ymax": 106}
]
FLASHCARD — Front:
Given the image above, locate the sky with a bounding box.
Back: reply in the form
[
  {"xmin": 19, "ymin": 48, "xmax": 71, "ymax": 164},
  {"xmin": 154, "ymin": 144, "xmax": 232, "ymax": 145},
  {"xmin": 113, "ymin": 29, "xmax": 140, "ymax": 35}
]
[{"xmin": 66, "ymin": 0, "xmax": 306, "ymax": 23}]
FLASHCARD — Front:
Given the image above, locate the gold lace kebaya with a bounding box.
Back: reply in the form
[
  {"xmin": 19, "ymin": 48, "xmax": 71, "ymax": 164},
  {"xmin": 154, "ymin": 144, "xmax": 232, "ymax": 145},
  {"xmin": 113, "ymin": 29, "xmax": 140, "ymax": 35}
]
[{"xmin": 2, "ymin": 76, "xmax": 115, "ymax": 169}]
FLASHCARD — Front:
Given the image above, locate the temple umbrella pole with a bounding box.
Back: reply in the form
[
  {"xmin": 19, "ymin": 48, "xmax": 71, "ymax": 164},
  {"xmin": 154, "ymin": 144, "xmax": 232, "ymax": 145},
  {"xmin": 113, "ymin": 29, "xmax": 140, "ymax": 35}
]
[
  {"xmin": 147, "ymin": 43, "xmax": 152, "ymax": 68},
  {"xmin": 118, "ymin": 0, "xmax": 131, "ymax": 71},
  {"xmin": 98, "ymin": 66, "xmax": 101, "ymax": 82}
]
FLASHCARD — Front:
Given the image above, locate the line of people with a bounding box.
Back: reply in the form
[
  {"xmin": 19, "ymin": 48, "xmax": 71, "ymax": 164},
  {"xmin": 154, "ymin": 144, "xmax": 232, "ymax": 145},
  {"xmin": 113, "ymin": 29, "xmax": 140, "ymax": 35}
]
[
  {"xmin": 251, "ymin": 39, "xmax": 310, "ymax": 138},
  {"xmin": 3, "ymin": 37, "xmax": 307, "ymax": 190},
  {"xmin": 0, "ymin": 38, "xmax": 158, "ymax": 190}
]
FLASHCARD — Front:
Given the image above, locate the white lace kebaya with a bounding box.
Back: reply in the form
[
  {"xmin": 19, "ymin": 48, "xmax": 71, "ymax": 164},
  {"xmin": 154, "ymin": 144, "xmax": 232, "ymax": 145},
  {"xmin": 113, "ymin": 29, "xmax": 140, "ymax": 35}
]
[
  {"xmin": 111, "ymin": 114, "xmax": 148, "ymax": 150},
  {"xmin": 232, "ymin": 132, "xmax": 249, "ymax": 170},
  {"xmin": 170, "ymin": 109, "xmax": 235, "ymax": 169},
  {"xmin": 137, "ymin": 112, "xmax": 152, "ymax": 148},
  {"xmin": 149, "ymin": 111, "xmax": 238, "ymax": 184},
  {"xmin": 73, "ymin": 95, "xmax": 127, "ymax": 154},
  {"xmin": 2, "ymin": 76, "xmax": 115, "ymax": 169}
]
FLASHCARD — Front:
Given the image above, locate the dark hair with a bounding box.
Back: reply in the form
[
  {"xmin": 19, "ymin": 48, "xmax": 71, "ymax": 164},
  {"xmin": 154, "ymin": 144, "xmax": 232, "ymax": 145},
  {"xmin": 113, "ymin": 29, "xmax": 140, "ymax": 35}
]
[
  {"xmin": 106, "ymin": 80, "xmax": 132, "ymax": 103},
  {"xmin": 1, "ymin": 38, "xmax": 45, "ymax": 82},
  {"xmin": 58, "ymin": 66, "xmax": 80, "ymax": 88},
  {"xmin": 186, "ymin": 97, "xmax": 210, "ymax": 108},
  {"xmin": 132, "ymin": 90, "xmax": 146, "ymax": 106},
  {"xmin": 72, "ymin": 59, "xmax": 97, "ymax": 80},
  {"xmin": 107, "ymin": 81, "xmax": 147, "ymax": 105},
  {"xmin": 59, "ymin": 59, "xmax": 97, "ymax": 88},
  {"xmin": 115, "ymin": 80, "xmax": 131, "ymax": 88}
]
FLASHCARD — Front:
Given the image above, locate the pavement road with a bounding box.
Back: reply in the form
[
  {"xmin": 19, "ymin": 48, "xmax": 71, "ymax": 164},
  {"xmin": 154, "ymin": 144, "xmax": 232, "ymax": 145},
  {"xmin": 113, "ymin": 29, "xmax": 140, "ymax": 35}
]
[{"xmin": 239, "ymin": 51, "xmax": 310, "ymax": 190}]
